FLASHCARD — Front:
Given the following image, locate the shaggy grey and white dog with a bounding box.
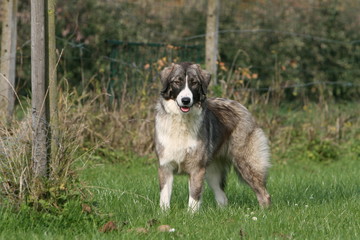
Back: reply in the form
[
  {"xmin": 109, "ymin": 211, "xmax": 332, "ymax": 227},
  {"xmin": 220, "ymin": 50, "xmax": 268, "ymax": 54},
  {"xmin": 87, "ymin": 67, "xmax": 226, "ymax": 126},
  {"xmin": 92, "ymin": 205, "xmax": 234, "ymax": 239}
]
[{"xmin": 154, "ymin": 62, "xmax": 271, "ymax": 212}]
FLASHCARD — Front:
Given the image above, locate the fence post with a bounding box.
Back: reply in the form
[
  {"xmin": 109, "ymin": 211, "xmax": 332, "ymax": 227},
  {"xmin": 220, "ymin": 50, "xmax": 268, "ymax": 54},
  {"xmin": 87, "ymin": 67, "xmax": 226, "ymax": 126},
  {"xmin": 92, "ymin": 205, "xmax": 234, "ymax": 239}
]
[
  {"xmin": 108, "ymin": 44, "xmax": 119, "ymax": 108},
  {"xmin": 0, "ymin": 0, "xmax": 18, "ymax": 123},
  {"xmin": 31, "ymin": 0, "xmax": 49, "ymax": 177},
  {"xmin": 205, "ymin": 0, "xmax": 220, "ymax": 85},
  {"xmin": 47, "ymin": 0, "xmax": 58, "ymax": 163}
]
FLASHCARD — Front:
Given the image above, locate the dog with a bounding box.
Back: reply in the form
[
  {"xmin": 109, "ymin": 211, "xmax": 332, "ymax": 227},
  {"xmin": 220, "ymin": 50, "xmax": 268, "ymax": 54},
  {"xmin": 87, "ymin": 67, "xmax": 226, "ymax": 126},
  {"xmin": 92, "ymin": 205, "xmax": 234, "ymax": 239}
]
[{"xmin": 154, "ymin": 62, "xmax": 271, "ymax": 212}]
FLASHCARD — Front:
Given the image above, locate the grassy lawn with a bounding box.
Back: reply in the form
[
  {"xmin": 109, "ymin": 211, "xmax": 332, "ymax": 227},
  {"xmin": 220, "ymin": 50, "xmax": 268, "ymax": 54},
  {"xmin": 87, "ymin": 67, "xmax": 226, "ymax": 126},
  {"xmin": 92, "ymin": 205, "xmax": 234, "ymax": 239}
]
[
  {"xmin": 0, "ymin": 102, "xmax": 359, "ymax": 239},
  {"xmin": 1, "ymin": 152, "xmax": 359, "ymax": 239}
]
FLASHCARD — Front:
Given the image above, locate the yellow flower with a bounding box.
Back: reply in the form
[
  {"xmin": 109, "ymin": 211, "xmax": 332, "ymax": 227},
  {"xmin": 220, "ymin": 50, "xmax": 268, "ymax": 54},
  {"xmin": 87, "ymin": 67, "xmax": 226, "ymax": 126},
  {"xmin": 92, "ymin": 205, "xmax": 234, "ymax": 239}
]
[{"xmin": 59, "ymin": 183, "xmax": 66, "ymax": 191}]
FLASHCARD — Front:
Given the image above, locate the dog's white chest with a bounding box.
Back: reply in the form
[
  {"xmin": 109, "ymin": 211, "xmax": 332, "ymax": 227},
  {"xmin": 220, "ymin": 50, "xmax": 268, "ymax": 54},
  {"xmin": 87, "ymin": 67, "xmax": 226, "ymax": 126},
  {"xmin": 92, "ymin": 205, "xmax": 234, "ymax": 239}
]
[{"xmin": 155, "ymin": 111, "xmax": 202, "ymax": 169}]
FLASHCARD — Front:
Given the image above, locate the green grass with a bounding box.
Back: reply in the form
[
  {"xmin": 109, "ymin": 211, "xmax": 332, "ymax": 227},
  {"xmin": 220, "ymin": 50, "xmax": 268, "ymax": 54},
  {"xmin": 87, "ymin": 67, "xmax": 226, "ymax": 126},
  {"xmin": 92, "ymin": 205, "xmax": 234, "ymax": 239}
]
[
  {"xmin": 1, "ymin": 152, "xmax": 359, "ymax": 239},
  {"xmin": 1, "ymin": 101, "xmax": 359, "ymax": 239}
]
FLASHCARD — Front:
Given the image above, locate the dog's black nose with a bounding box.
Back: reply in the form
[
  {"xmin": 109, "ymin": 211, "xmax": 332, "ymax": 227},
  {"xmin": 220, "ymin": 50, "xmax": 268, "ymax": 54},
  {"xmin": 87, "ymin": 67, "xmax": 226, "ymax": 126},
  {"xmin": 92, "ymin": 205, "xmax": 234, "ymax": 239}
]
[{"xmin": 181, "ymin": 97, "xmax": 191, "ymax": 105}]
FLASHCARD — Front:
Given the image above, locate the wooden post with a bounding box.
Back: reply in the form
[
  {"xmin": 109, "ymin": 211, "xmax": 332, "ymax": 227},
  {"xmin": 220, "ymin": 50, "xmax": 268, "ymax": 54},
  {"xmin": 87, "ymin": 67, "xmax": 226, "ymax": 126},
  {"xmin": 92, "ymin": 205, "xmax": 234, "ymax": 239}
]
[
  {"xmin": 205, "ymin": 0, "xmax": 219, "ymax": 85},
  {"xmin": 0, "ymin": 0, "xmax": 18, "ymax": 122},
  {"xmin": 47, "ymin": 0, "xmax": 59, "ymax": 161},
  {"xmin": 31, "ymin": 0, "xmax": 49, "ymax": 177}
]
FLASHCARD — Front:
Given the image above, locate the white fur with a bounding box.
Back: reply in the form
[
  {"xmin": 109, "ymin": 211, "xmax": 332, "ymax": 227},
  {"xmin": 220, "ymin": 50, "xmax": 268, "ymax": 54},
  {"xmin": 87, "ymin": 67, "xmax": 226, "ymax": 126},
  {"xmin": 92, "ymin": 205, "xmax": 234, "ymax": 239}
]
[
  {"xmin": 188, "ymin": 178, "xmax": 201, "ymax": 212},
  {"xmin": 188, "ymin": 195, "xmax": 200, "ymax": 213},
  {"xmin": 156, "ymin": 100, "xmax": 203, "ymax": 171},
  {"xmin": 161, "ymin": 98, "xmax": 181, "ymax": 115},
  {"xmin": 176, "ymin": 76, "xmax": 193, "ymax": 107},
  {"xmin": 160, "ymin": 170, "xmax": 173, "ymax": 210}
]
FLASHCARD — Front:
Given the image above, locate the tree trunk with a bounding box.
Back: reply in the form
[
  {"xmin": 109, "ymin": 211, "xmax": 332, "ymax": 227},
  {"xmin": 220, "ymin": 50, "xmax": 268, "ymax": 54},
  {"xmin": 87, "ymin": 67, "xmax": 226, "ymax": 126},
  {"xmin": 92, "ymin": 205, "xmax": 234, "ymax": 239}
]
[
  {"xmin": 0, "ymin": 0, "xmax": 18, "ymax": 123},
  {"xmin": 205, "ymin": 0, "xmax": 219, "ymax": 85},
  {"xmin": 31, "ymin": 0, "xmax": 49, "ymax": 177}
]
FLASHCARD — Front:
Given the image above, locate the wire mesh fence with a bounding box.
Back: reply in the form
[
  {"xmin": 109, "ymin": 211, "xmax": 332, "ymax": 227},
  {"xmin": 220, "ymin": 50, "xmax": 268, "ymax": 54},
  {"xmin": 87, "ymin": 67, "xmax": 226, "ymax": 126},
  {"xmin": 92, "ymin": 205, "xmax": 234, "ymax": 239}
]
[
  {"xmin": 105, "ymin": 40, "xmax": 203, "ymax": 98},
  {"xmin": 4, "ymin": 0, "xmax": 360, "ymax": 104}
]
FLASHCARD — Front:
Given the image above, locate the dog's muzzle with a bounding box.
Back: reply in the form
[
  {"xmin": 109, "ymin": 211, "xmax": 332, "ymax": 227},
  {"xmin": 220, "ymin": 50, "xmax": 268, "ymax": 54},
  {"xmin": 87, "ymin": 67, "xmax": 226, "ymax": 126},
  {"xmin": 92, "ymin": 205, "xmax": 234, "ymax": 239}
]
[{"xmin": 179, "ymin": 97, "xmax": 192, "ymax": 113}]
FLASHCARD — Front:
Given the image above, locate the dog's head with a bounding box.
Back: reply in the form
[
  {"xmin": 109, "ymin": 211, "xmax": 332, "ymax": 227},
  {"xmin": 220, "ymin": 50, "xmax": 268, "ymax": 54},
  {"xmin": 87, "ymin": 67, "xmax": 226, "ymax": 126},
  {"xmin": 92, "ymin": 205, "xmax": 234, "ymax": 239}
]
[{"xmin": 160, "ymin": 62, "xmax": 211, "ymax": 113}]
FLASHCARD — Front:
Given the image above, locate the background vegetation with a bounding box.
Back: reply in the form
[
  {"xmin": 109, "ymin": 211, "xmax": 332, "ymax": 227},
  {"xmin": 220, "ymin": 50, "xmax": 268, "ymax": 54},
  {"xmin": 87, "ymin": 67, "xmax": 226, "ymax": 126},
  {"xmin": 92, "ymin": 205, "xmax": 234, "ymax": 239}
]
[
  {"xmin": 0, "ymin": 0, "xmax": 359, "ymax": 238},
  {"xmin": 11, "ymin": 0, "xmax": 360, "ymax": 101}
]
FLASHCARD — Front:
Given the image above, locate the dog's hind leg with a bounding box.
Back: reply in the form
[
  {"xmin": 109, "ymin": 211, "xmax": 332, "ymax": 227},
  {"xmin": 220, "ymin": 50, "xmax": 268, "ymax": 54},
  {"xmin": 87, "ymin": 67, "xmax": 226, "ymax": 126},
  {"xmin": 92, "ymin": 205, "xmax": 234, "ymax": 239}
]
[
  {"xmin": 158, "ymin": 165, "xmax": 174, "ymax": 211},
  {"xmin": 206, "ymin": 160, "xmax": 229, "ymax": 207},
  {"xmin": 231, "ymin": 128, "xmax": 271, "ymax": 208},
  {"xmin": 233, "ymin": 162, "xmax": 271, "ymax": 208}
]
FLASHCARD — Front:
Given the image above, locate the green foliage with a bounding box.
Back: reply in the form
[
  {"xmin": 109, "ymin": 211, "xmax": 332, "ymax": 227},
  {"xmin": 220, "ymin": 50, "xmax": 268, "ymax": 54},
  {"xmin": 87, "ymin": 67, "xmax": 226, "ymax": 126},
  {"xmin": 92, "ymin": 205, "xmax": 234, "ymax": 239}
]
[
  {"xmin": 305, "ymin": 139, "xmax": 339, "ymax": 163},
  {"xmin": 23, "ymin": 174, "xmax": 86, "ymax": 213},
  {"xmin": 253, "ymin": 101, "xmax": 360, "ymax": 167},
  {"xmin": 12, "ymin": 0, "xmax": 360, "ymax": 101},
  {"xmin": 350, "ymin": 140, "xmax": 360, "ymax": 157},
  {"xmin": 210, "ymin": 84, "xmax": 223, "ymax": 98}
]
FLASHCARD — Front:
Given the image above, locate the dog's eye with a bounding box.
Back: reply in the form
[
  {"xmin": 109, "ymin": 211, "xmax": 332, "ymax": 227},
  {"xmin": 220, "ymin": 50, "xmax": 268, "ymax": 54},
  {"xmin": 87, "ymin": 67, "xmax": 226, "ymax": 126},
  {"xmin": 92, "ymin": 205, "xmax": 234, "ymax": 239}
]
[
  {"xmin": 172, "ymin": 80, "xmax": 181, "ymax": 86},
  {"xmin": 190, "ymin": 80, "xmax": 198, "ymax": 87}
]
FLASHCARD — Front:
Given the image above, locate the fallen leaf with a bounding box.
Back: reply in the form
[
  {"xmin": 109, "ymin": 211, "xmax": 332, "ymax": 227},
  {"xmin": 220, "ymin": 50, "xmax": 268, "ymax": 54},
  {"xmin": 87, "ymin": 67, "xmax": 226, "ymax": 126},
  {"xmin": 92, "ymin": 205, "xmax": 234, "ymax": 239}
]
[
  {"xmin": 81, "ymin": 203, "xmax": 92, "ymax": 213},
  {"xmin": 147, "ymin": 218, "xmax": 159, "ymax": 227},
  {"xmin": 273, "ymin": 232, "xmax": 293, "ymax": 239},
  {"xmin": 99, "ymin": 221, "xmax": 117, "ymax": 233},
  {"xmin": 157, "ymin": 225, "xmax": 171, "ymax": 232},
  {"xmin": 225, "ymin": 218, "xmax": 235, "ymax": 223},
  {"xmin": 135, "ymin": 227, "xmax": 148, "ymax": 233}
]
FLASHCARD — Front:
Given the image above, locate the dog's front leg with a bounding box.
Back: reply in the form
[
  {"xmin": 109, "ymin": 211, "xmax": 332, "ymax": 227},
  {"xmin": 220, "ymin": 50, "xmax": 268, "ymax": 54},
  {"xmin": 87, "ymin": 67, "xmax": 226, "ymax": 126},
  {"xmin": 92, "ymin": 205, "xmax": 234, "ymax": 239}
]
[
  {"xmin": 188, "ymin": 167, "xmax": 206, "ymax": 213},
  {"xmin": 158, "ymin": 165, "xmax": 173, "ymax": 211}
]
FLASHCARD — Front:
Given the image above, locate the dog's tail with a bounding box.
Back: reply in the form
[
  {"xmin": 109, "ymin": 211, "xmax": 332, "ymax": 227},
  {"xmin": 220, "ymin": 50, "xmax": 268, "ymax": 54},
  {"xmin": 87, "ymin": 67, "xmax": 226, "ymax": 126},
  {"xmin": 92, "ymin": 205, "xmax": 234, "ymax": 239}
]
[{"xmin": 231, "ymin": 128, "xmax": 271, "ymax": 207}]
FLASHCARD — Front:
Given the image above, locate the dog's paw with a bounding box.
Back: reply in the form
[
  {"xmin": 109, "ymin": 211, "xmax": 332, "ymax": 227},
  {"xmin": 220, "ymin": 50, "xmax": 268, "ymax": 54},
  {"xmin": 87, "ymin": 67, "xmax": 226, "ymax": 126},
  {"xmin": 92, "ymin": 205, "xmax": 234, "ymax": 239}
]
[{"xmin": 160, "ymin": 203, "xmax": 170, "ymax": 211}]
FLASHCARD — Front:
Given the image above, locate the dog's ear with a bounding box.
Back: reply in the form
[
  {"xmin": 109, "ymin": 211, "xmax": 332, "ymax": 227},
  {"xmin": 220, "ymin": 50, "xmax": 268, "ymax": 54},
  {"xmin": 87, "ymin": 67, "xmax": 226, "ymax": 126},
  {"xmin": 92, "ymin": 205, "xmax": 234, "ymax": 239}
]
[
  {"xmin": 160, "ymin": 64, "xmax": 175, "ymax": 99},
  {"xmin": 194, "ymin": 64, "xmax": 211, "ymax": 101}
]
